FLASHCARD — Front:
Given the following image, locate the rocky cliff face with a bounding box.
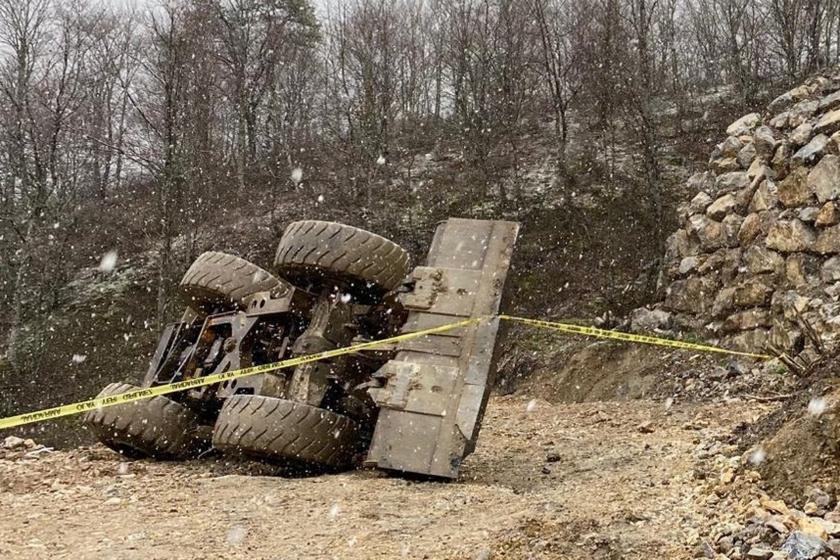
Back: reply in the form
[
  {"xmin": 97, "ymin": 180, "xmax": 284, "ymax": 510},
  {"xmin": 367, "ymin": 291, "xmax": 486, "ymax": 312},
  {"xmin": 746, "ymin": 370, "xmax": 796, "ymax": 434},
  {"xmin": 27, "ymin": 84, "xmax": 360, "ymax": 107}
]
[{"xmin": 654, "ymin": 73, "xmax": 840, "ymax": 355}]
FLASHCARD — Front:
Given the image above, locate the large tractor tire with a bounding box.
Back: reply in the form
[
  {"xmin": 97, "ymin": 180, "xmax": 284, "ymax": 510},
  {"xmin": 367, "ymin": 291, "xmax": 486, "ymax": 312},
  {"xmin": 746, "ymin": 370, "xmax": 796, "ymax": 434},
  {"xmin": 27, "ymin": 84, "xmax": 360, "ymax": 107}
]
[
  {"xmin": 180, "ymin": 251, "xmax": 285, "ymax": 309},
  {"xmin": 212, "ymin": 395, "xmax": 360, "ymax": 470},
  {"xmin": 84, "ymin": 382, "xmax": 208, "ymax": 459},
  {"xmin": 274, "ymin": 221, "xmax": 410, "ymax": 302}
]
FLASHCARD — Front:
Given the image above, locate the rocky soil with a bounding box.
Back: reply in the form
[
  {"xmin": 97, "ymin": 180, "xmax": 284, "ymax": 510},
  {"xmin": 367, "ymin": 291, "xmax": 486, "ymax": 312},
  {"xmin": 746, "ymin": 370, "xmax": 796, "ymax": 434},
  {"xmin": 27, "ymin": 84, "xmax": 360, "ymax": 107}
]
[{"xmin": 0, "ymin": 395, "xmax": 792, "ymax": 560}]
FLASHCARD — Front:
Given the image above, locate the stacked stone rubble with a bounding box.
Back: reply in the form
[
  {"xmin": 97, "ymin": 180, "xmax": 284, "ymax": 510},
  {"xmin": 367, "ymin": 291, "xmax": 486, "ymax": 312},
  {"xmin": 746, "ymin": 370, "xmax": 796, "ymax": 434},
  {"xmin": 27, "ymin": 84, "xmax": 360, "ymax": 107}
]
[{"xmin": 657, "ymin": 73, "xmax": 840, "ymax": 353}]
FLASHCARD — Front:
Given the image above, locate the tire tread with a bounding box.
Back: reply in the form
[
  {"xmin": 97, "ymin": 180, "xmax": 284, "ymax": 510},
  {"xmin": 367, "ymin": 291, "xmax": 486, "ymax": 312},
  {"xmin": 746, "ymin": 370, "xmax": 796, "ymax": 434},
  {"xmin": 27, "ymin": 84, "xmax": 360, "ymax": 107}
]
[{"xmin": 213, "ymin": 395, "xmax": 359, "ymax": 469}]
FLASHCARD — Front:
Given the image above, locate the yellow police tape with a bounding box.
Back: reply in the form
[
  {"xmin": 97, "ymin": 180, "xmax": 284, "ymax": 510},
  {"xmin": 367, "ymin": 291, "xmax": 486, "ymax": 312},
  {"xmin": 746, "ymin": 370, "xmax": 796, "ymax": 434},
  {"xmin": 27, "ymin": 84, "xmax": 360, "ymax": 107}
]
[
  {"xmin": 0, "ymin": 314, "xmax": 773, "ymax": 431},
  {"xmin": 0, "ymin": 317, "xmax": 480, "ymax": 431},
  {"xmin": 498, "ymin": 315, "xmax": 774, "ymax": 360}
]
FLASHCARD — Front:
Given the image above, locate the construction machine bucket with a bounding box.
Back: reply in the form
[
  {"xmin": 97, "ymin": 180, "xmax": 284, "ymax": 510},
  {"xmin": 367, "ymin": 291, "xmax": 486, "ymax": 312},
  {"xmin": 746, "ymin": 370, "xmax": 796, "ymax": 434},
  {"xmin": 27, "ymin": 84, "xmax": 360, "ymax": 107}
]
[{"xmin": 365, "ymin": 218, "xmax": 519, "ymax": 478}]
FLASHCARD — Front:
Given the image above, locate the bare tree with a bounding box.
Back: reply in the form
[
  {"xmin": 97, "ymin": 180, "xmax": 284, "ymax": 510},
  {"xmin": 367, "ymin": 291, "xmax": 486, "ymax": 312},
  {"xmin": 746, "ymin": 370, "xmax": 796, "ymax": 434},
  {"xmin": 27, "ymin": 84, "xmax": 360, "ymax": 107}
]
[
  {"xmin": 532, "ymin": 0, "xmax": 587, "ymax": 172},
  {"xmin": 769, "ymin": 0, "xmax": 806, "ymax": 79},
  {"xmin": 0, "ymin": 0, "xmax": 50, "ymax": 369},
  {"xmin": 203, "ymin": 0, "xmax": 317, "ymax": 194}
]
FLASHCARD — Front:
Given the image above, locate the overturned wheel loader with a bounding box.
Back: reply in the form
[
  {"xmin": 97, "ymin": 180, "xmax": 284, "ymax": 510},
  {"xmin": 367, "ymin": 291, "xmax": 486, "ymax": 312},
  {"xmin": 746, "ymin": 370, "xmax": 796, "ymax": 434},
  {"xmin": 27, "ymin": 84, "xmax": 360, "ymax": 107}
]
[{"xmin": 84, "ymin": 218, "xmax": 518, "ymax": 478}]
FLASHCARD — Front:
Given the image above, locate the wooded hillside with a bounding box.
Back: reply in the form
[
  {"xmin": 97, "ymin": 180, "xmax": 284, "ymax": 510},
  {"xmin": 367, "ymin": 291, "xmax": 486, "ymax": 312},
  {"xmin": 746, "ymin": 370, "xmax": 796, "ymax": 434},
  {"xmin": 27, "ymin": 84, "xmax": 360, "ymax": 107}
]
[{"xmin": 0, "ymin": 0, "xmax": 833, "ymax": 400}]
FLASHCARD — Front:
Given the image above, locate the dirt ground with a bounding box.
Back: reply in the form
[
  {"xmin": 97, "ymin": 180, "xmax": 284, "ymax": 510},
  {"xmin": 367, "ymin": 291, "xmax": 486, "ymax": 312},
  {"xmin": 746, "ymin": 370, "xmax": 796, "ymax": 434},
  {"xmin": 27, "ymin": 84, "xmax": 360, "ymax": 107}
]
[{"xmin": 0, "ymin": 395, "xmax": 774, "ymax": 560}]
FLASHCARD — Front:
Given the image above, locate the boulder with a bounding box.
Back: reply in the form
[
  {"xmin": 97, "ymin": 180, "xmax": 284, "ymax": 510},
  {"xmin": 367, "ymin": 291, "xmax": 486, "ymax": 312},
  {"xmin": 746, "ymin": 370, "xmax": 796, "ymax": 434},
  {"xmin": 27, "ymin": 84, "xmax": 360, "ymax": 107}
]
[
  {"xmin": 722, "ymin": 248, "xmax": 742, "ymax": 282},
  {"xmin": 717, "ymin": 136, "xmax": 743, "ymax": 158},
  {"xmin": 744, "ymin": 246, "xmax": 784, "ymax": 274},
  {"xmin": 687, "ymin": 171, "xmax": 714, "ymax": 192},
  {"xmin": 630, "ymin": 308, "xmax": 672, "ymax": 332},
  {"xmin": 791, "ymin": 99, "xmax": 820, "ymax": 124},
  {"xmin": 754, "ymin": 125, "xmax": 778, "ymax": 157},
  {"xmin": 670, "ymin": 229, "xmax": 700, "ymax": 258},
  {"xmin": 716, "ymin": 171, "xmax": 751, "ymax": 193},
  {"xmin": 724, "ymin": 328, "xmax": 769, "ymax": 352},
  {"xmin": 665, "ymin": 276, "xmax": 719, "ymax": 314},
  {"xmin": 688, "ymin": 191, "xmax": 713, "ymax": 214},
  {"xmin": 808, "ymin": 154, "xmax": 840, "ymax": 202},
  {"xmin": 772, "ymin": 142, "xmax": 791, "ymax": 178},
  {"xmin": 780, "ymin": 531, "xmax": 826, "ymax": 560},
  {"xmin": 775, "ymin": 288, "xmax": 812, "ymax": 317},
  {"xmin": 790, "ymin": 122, "xmax": 813, "ymax": 146},
  {"xmin": 739, "ymin": 213, "xmax": 763, "ymax": 245},
  {"xmin": 821, "ymin": 256, "xmax": 840, "ymax": 281},
  {"xmin": 750, "ymin": 180, "xmax": 778, "ymax": 212},
  {"xmin": 734, "ymin": 278, "xmax": 773, "ymax": 307},
  {"xmin": 693, "ymin": 246, "xmax": 737, "ymax": 278},
  {"xmin": 744, "ymin": 547, "xmax": 774, "ymax": 560},
  {"xmin": 778, "ymin": 167, "xmax": 813, "ymax": 207},
  {"xmin": 712, "ymin": 286, "xmax": 737, "ymax": 317},
  {"xmin": 816, "ymin": 202, "xmax": 840, "ymax": 227},
  {"xmin": 726, "ymin": 113, "xmax": 761, "ymax": 136},
  {"xmin": 769, "ymin": 112, "xmax": 790, "ymax": 128},
  {"xmin": 786, "ymin": 254, "xmax": 820, "ymax": 287},
  {"xmin": 799, "ymin": 206, "xmax": 820, "ymax": 222},
  {"xmin": 769, "ymin": 85, "xmax": 809, "ymax": 113},
  {"xmin": 813, "ymin": 224, "xmax": 840, "ymax": 253},
  {"xmin": 678, "ymin": 256, "xmax": 702, "ymax": 276},
  {"xmin": 707, "ymin": 193, "xmax": 739, "ymax": 219},
  {"xmin": 747, "ymin": 158, "xmax": 772, "ymax": 180},
  {"xmin": 696, "ymin": 249, "xmax": 726, "ymax": 274},
  {"xmin": 711, "ymin": 157, "xmax": 741, "ymax": 174},
  {"xmin": 736, "ymin": 180, "xmax": 759, "ymax": 208},
  {"xmin": 737, "ymin": 142, "xmax": 757, "ymax": 168},
  {"xmin": 688, "ymin": 214, "xmax": 726, "ymax": 250},
  {"xmin": 722, "ymin": 214, "xmax": 744, "ymax": 247},
  {"xmin": 3, "ymin": 436, "xmax": 26, "ymax": 449},
  {"xmin": 723, "ymin": 308, "xmax": 771, "ymax": 332},
  {"xmin": 819, "ymin": 89, "xmax": 840, "ymax": 113},
  {"xmin": 766, "ymin": 219, "xmax": 815, "ymax": 252},
  {"xmin": 815, "ymin": 108, "xmax": 840, "ymax": 135},
  {"xmin": 792, "ymin": 134, "xmax": 830, "ymax": 166},
  {"xmin": 769, "ymin": 319, "xmax": 803, "ymax": 349}
]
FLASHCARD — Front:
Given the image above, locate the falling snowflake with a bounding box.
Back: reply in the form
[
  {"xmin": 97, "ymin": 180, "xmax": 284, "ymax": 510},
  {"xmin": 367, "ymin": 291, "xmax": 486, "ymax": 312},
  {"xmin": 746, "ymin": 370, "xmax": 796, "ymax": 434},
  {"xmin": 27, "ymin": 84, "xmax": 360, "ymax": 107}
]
[
  {"xmin": 340, "ymin": 293, "xmax": 352, "ymax": 304},
  {"xmin": 328, "ymin": 503, "xmax": 341, "ymax": 519},
  {"xmin": 99, "ymin": 251, "xmax": 118, "ymax": 273},
  {"xmin": 808, "ymin": 397, "xmax": 828, "ymax": 416},
  {"xmin": 526, "ymin": 399, "xmax": 537, "ymax": 413},
  {"xmin": 376, "ymin": 155, "xmax": 386, "ymax": 165},
  {"xmin": 748, "ymin": 447, "xmax": 766, "ymax": 466},
  {"xmin": 71, "ymin": 354, "xmax": 87, "ymax": 364},
  {"xmin": 317, "ymin": 194, "xmax": 324, "ymax": 203},
  {"xmin": 291, "ymin": 167, "xmax": 303, "ymax": 184},
  {"xmin": 664, "ymin": 397, "xmax": 674, "ymax": 410}
]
